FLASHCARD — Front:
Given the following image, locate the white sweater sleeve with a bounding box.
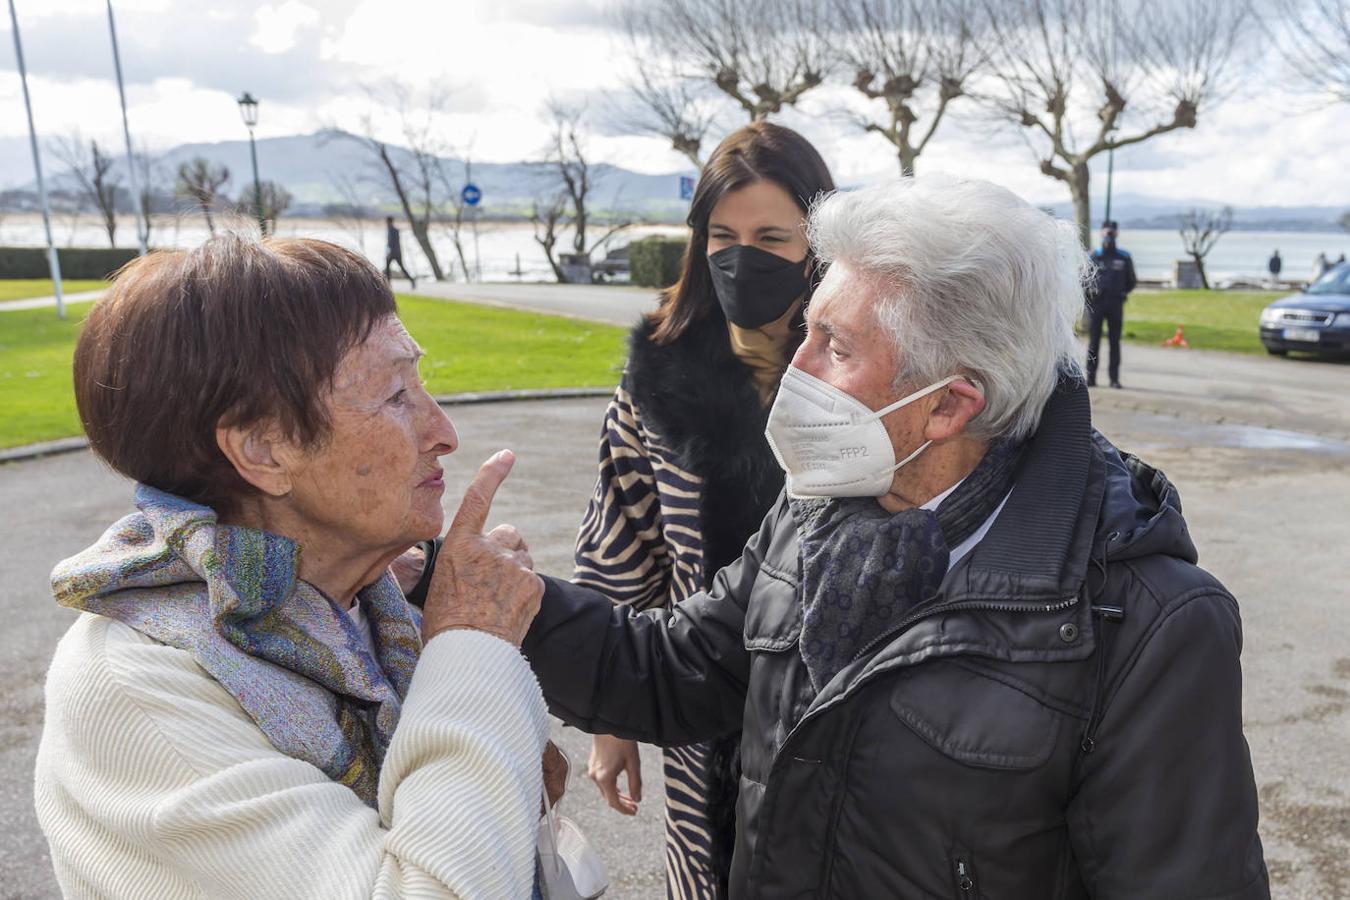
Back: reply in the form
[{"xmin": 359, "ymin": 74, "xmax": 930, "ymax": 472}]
[{"xmin": 34, "ymin": 614, "xmax": 549, "ymax": 900}]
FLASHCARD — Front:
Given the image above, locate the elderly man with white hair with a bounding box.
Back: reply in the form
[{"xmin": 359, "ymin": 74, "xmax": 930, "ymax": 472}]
[{"xmin": 439, "ymin": 176, "xmax": 1268, "ymax": 898}]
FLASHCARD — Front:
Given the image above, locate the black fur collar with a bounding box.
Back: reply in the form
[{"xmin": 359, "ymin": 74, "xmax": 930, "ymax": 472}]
[{"xmin": 625, "ymin": 309, "xmax": 802, "ymax": 582}]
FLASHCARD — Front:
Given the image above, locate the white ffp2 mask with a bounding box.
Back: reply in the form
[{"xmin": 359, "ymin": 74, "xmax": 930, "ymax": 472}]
[{"xmin": 765, "ymin": 367, "xmax": 966, "ymax": 498}]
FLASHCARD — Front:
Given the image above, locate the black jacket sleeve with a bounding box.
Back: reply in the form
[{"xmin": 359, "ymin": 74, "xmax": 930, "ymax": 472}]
[
  {"xmin": 1067, "ymin": 589, "xmax": 1268, "ymax": 898},
  {"xmin": 1123, "ymin": 253, "xmax": 1137, "ymax": 296},
  {"xmin": 522, "ymin": 506, "xmax": 777, "ymax": 747}
]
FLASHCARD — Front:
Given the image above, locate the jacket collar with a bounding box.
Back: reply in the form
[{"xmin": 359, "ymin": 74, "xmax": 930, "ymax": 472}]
[
  {"xmin": 791, "ymin": 374, "xmax": 1108, "ymax": 717},
  {"xmin": 940, "ymin": 373, "xmax": 1102, "ymax": 608}
]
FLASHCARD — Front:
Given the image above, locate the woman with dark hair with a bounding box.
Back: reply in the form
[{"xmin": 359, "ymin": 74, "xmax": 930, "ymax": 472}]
[
  {"xmin": 35, "ymin": 235, "xmax": 551, "ymax": 898},
  {"xmin": 573, "ymin": 122, "xmax": 835, "ymax": 899}
]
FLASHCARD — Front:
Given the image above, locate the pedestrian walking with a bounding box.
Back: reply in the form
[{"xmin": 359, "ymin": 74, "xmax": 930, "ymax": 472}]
[
  {"xmin": 384, "ymin": 216, "xmax": 416, "ymax": 288},
  {"xmin": 572, "ymin": 122, "xmax": 834, "ymax": 900},
  {"xmin": 1086, "ymin": 220, "xmax": 1136, "ymax": 389},
  {"xmin": 1268, "ymin": 248, "xmax": 1282, "ymax": 288},
  {"xmin": 1312, "ymin": 252, "xmax": 1329, "ymax": 282}
]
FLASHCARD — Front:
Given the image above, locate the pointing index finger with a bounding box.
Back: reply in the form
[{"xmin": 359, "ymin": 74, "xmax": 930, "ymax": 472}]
[{"xmin": 449, "ymin": 450, "xmax": 515, "ymax": 538}]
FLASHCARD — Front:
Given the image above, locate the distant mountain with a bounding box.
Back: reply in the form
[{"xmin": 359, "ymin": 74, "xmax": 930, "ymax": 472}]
[
  {"xmin": 3, "ymin": 132, "xmax": 1346, "ymax": 230},
  {"xmin": 0, "ymin": 130, "xmax": 699, "ymax": 222},
  {"xmin": 156, "ymin": 131, "xmax": 700, "ymax": 217},
  {"xmin": 1039, "ymin": 193, "xmax": 1348, "ymax": 233}
]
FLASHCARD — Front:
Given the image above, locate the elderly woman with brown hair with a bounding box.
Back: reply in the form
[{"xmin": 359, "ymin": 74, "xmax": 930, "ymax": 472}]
[{"xmin": 34, "ymin": 235, "xmax": 548, "ymax": 898}]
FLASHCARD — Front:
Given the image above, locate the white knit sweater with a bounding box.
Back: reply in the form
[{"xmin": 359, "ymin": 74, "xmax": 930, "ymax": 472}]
[{"xmin": 34, "ymin": 613, "xmax": 549, "ymax": 899}]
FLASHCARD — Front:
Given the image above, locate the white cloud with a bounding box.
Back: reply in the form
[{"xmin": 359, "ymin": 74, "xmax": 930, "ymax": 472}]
[
  {"xmin": 250, "ymin": 1, "xmax": 321, "ymax": 54},
  {"xmin": 3, "ymin": 0, "xmax": 172, "ymax": 20},
  {"xmin": 0, "ymin": 0, "xmax": 1345, "ymax": 211}
]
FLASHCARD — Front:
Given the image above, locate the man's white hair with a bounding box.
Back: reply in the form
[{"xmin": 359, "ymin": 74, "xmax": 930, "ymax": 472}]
[{"xmin": 807, "ymin": 176, "xmax": 1088, "ymax": 441}]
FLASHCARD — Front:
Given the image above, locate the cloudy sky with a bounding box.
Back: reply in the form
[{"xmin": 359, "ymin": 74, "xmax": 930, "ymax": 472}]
[{"xmin": 1, "ymin": 0, "xmax": 1346, "ymax": 209}]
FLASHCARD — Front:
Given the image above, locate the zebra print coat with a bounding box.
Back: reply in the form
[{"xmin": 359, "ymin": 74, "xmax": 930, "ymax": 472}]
[{"xmin": 574, "ymin": 310, "xmax": 796, "ymax": 899}]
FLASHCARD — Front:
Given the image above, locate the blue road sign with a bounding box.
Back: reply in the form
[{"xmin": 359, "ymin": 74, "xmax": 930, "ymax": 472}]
[
  {"xmin": 679, "ymin": 175, "xmax": 695, "ymax": 201},
  {"xmin": 461, "ymin": 183, "xmax": 482, "ymax": 207}
]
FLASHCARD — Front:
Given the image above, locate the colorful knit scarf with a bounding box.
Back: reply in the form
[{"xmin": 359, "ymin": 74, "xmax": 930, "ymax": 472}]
[{"xmin": 51, "ymin": 484, "xmax": 423, "ymax": 806}]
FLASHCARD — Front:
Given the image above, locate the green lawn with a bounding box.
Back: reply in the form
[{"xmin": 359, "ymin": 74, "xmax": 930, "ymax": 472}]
[
  {"xmin": 0, "ymin": 294, "xmax": 626, "ymax": 450},
  {"xmin": 397, "ymin": 295, "xmax": 625, "ymax": 393},
  {"xmin": 0, "ymin": 286, "xmax": 1284, "ymax": 450},
  {"xmin": 0, "ymin": 279, "xmax": 108, "ymax": 302},
  {"xmin": 1117, "ymin": 289, "xmax": 1281, "ymax": 354}
]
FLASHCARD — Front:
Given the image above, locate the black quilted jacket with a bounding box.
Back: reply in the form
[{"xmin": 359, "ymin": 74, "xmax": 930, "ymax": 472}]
[{"xmin": 523, "ymin": 376, "xmax": 1269, "ymax": 899}]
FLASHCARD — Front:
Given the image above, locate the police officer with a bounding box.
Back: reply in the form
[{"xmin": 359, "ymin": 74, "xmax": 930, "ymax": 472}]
[{"xmin": 1087, "ymin": 220, "xmax": 1136, "ymax": 389}]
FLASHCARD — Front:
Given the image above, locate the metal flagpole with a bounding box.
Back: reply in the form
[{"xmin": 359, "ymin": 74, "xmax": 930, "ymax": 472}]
[
  {"xmin": 107, "ymin": 0, "xmax": 147, "ymax": 256},
  {"xmin": 8, "ymin": 0, "xmax": 64, "ymax": 318}
]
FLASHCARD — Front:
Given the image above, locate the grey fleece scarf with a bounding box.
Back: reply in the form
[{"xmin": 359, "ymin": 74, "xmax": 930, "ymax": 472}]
[{"xmin": 789, "ymin": 440, "xmax": 1023, "ymax": 693}]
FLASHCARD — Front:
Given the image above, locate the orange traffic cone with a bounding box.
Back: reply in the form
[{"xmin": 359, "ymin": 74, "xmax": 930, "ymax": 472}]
[{"xmin": 1162, "ymin": 324, "xmax": 1189, "ymax": 349}]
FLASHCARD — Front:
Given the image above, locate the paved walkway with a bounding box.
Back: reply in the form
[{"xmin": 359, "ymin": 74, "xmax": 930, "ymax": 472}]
[
  {"xmin": 0, "ymin": 280, "xmax": 653, "ymax": 320},
  {"xmin": 409, "ymin": 280, "xmax": 1350, "ymax": 441},
  {"xmin": 0, "ymin": 290, "xmax": 104, "ymax": 312},
  {"xmin": 3, "ymin": 396, "xmax": 1348, "ymax": 898},
  {"xmin": 4, "ymin": 282, "xmax": 1349, "ymax": 897},
  {"xmin": 406, "ymin": 280, "xmax": 658, "ymax": 327}
]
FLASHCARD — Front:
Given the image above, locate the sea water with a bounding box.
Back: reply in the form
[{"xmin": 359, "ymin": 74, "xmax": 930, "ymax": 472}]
[{"xmin": 2, "ymin": 213, "xmax": 1345, "ymax": 287}]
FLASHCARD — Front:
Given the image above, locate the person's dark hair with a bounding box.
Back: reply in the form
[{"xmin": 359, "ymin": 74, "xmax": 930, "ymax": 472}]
[
  {"xmin": 647, "ymin": 122, "xmax": 835, "ymax": 344},
  {"xmin": 74, "ymin": 235, "xmax": 397, "ymax": 514}
]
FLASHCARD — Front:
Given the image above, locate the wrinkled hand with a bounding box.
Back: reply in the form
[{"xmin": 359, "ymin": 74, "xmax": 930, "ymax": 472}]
[
  {"xmin": 421, "ymin": 450, "xmax": 544, "ymax": 647},
  {"xmin": 543, "ymin": 740, "xmax": 569, "ymax": 810},
  {"xmin": 588, "ymin": 734, "xmax": 642, "ymax": 816}
]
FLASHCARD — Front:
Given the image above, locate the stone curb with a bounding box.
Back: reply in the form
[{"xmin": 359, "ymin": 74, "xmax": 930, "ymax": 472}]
[{"xmin": 0, "ymin": 388, "xmax": 613, "ymax": 465}]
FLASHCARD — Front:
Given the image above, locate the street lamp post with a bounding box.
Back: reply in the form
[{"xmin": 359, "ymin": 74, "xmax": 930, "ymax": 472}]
[
  {"xmin": 107, "ymin": 0, "xmax": 147, "ymax": 257},
  {"xmin": 8, "ymin": 0, "xmax": 64, "ymax": 318},
  {"xmin": 237, "ymin": 92, "xmax": 265, "ymax": 235}
]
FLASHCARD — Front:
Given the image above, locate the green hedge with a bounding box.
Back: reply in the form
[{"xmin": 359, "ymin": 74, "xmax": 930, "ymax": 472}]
[
  {"xmin": 0, "ymin": 246, "xmax": 139, "ymax": 280},
  {"xmin": 628, "ymin": 236, "xmax": 687, "ymax": 289}
]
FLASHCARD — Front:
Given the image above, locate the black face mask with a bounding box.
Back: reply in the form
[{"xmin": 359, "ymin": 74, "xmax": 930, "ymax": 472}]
[{"xmin": 707, "ymin": 244, "xmax": 809, "ymax": 328}]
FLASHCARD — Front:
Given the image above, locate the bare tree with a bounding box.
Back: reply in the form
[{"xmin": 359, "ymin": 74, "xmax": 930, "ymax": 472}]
[
  {"xmin": 1177, "ymin": 205, "xmax": 1233, "ymax": 290},
  {"xmin": 833, "ymin": 0, "xmax": 986, "ymax": 176},
  {"xmin": 531, "ymin": 191, "xmax": 568, "ymax": 283},
  {"xmin": 239, "ymin": 181, "xmax": 292, "ymax": 235},
  {"xmin": 540, "ymin": 102, "xmax": 632, "ymax": 283},
  {"xmin": 1271, "ymin": 0, "xmax": 1350, "ymax": 103},
  {"xmin": 130, "ymin": 146, "xmax": 162, "ymax": 247},
  {"xmin": 52, "ymin": 135, "xmax": 122, "ymax": 247},
  {"xmin": 432, "ymin": 152, "xmax": 477, "ymax": 282},
  {"xmin": 617, "ymin": 0, "xmax": 833, "ymax": 122},
  {"xmin": 175, "ymin": 157, "xmax": 231, "ymax": 235},
  {"xmin": 614, "ymin": 15, "xmax": 725, "ymax": 167},
  {"xmin": 333, "ymin": 83, "xmax": 459, "ymax": 281},
  {"xmin": 620, "ymin": 68, "xmax": 722, "ymax": 168},
  {"xmin": 325, "ymin": 172, "xmax": 374, "ymax": 253},
  {"xmin": 981, "ymin": 0, "xmax": 1255, "ymax": 247}
]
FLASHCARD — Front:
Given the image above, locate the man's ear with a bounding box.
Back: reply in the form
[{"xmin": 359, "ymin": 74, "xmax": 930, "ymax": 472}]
[
  {"xmin": 216, "ymin": 421, "xmax": 295, "ymax": 497},
  {"xmin": 923, "ymin": 378, "xmax": 987, "ymax": 443}
]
